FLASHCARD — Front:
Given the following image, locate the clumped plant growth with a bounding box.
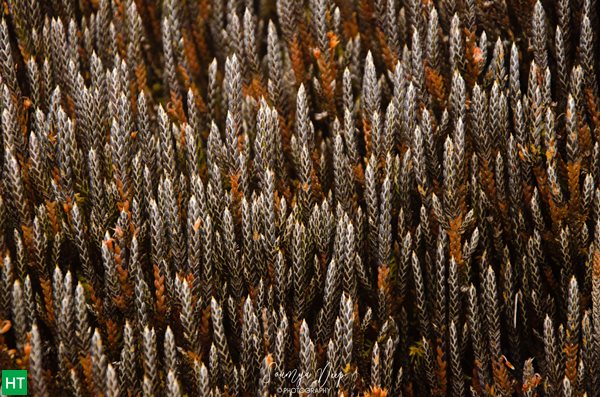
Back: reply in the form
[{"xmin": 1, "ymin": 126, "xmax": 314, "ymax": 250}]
[{"xmin": 0, "ymin": 0, "xmax": 599, "ymax": 396}]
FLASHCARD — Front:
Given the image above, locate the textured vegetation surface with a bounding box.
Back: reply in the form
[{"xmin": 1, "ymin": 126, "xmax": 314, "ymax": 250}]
[{"xmin": 0, "ymin": 0, "xmax": 599, "ymax": 396}]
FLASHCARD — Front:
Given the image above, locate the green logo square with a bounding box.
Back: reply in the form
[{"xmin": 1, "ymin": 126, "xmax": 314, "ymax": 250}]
[{"xmin": 1, "ymin": 370, "xmax": 28, "ymax": 395}]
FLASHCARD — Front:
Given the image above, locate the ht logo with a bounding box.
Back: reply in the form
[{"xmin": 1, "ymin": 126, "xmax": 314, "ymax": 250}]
[{"xmin": 1, "ymin": 370, "xmax": 28, "ymax": 395}]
